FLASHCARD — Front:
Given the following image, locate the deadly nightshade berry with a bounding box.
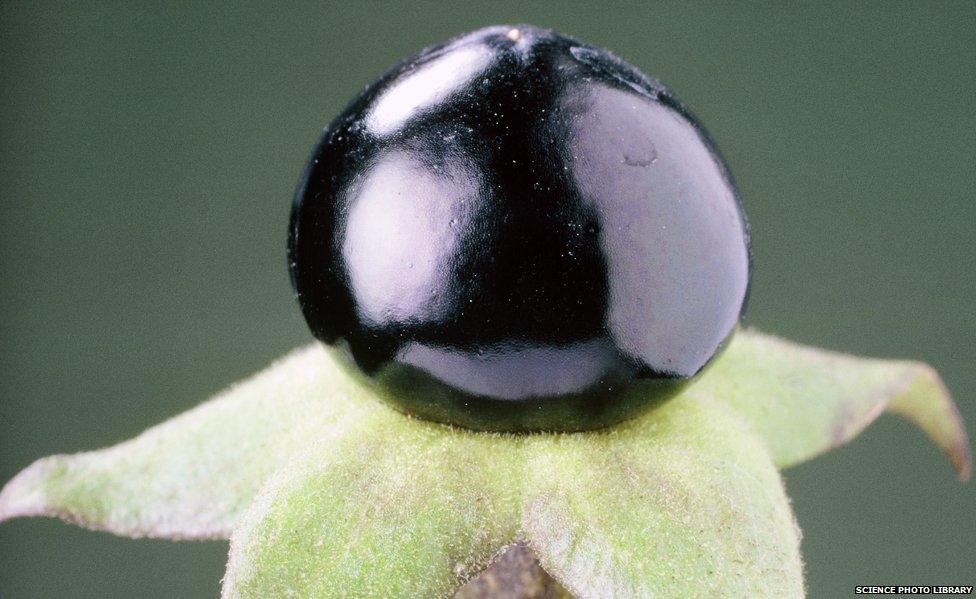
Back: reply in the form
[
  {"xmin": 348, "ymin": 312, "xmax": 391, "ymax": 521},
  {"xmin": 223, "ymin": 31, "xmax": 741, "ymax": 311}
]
[{"xmin": 288, "ymin": 24, "xmax": 750, "ymax": 432}]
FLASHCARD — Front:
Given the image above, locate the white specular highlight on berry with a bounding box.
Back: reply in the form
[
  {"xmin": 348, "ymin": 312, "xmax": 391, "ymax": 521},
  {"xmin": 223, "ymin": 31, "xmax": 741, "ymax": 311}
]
[{"xmin": 367, "ymin": 46, "xmax": 492, "ymax": 136}]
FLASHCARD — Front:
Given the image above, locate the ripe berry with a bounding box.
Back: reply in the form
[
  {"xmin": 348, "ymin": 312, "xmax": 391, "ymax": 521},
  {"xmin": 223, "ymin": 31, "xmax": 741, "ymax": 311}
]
[{"xmin": 288, "ymin": 25, "xmax": 750, "ymax": 432}]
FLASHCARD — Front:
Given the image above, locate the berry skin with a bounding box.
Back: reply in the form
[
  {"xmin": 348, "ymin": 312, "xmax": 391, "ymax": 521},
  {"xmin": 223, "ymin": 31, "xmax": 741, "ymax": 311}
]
[{"xmin": 288, "ymin": 25, "xmax": 750, "ymax": 432}]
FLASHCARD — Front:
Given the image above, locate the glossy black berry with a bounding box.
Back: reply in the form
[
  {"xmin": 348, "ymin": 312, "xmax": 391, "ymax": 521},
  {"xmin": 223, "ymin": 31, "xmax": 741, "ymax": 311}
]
[{"xmin": 288, "ymin": 25, "xmax": 750, "ymax": 432}]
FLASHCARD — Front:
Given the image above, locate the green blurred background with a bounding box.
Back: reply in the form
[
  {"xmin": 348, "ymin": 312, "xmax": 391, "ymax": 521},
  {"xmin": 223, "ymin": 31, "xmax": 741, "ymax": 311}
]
[{"xmin": 1, "ymin": 2, "xmax": 973, "ymax": 597}]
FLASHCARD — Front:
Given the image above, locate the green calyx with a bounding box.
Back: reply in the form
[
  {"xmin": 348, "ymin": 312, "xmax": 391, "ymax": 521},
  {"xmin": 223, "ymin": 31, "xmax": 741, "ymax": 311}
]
[{"xmin": 0, "ymin": 329, "xmax": 969, "ymax": 597}]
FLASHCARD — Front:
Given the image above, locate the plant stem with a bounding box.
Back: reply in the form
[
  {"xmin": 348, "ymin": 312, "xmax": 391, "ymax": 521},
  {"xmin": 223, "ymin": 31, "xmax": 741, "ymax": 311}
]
[{"xmin": 454, "ymin": 543, "xmax": 572, "ymax": 598}]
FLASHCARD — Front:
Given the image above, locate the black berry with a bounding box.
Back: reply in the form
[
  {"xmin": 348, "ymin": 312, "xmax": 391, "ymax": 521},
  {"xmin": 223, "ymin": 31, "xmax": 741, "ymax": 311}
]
[{"xmin": 288, "ymin": 25, "xmax": 750, "ymax": 432}]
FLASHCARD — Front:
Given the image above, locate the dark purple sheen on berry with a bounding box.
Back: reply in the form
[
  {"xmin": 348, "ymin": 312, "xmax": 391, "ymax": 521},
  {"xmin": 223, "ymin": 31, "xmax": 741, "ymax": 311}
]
[{"xmin": 288, "ymin": 25, "xmax": 750, "ymax": 432}]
